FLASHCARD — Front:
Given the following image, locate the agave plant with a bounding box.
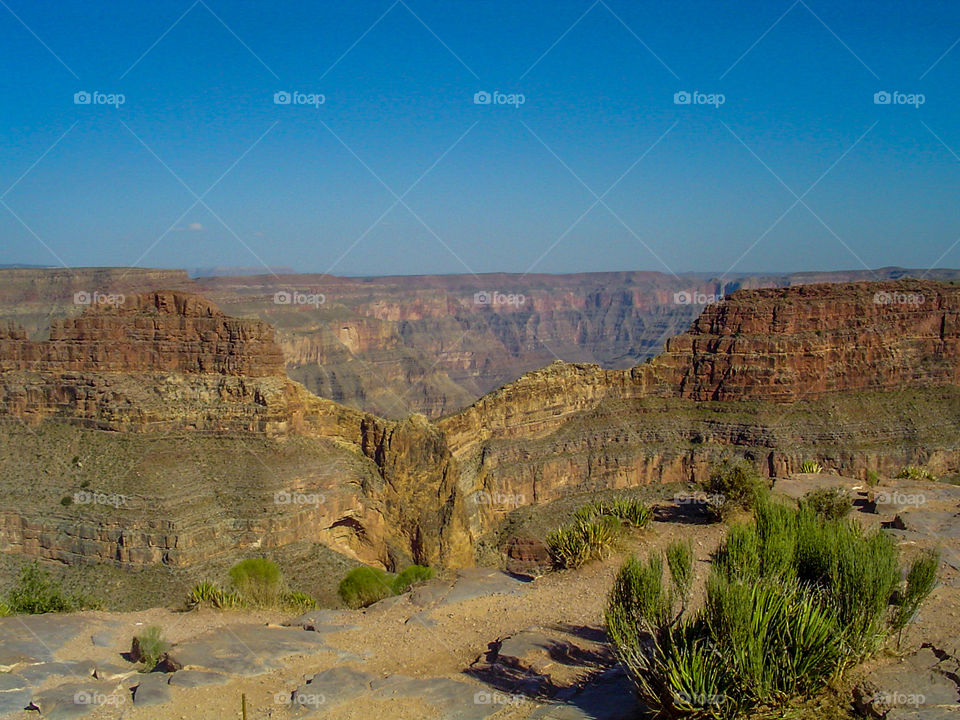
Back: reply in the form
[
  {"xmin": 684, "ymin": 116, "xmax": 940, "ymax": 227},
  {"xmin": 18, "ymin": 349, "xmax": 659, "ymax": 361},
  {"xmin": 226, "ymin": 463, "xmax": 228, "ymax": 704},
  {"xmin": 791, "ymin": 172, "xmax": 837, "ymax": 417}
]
[{"xmin": 799, "ymin": 460, "xmax": 823, "ymax": 474}]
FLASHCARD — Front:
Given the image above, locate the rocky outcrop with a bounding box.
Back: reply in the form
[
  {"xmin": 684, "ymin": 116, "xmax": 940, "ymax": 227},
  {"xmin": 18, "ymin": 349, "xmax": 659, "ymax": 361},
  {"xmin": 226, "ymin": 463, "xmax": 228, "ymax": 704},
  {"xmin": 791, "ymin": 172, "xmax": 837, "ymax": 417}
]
[{"xmin": 655, "ymin": 279, "xmax": 960, "ymax": 400}]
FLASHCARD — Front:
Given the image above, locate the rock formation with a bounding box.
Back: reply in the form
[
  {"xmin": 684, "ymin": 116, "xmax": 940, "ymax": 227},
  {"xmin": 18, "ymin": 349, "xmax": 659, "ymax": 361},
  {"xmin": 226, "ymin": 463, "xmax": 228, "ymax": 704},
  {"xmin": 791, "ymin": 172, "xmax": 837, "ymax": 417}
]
[{"xmin": 1, "ymin": 279, "xmax": 960, "ymax": 573}]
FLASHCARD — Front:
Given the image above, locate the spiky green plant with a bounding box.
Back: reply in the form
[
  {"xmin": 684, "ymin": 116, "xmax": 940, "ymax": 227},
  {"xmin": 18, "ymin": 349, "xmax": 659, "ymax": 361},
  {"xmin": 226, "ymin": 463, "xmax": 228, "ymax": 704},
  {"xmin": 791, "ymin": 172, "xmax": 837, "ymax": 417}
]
[
  {"xmin": 666, "ymin": 540, "xmax": 694, "ymax": 605},
  {"xmin": 799, "ymin": 460, "xmax": 824, "ymax": 474},
  {"xmin": 896, "ymin": 465, "xmax": 937, "ymax": 481},
  {"xmin": 609, "ymin": 498, "xmax": 653, "ymax": 528},
  {"xmin": 132, "ymin": 626, "xmax": 168, "ymax": 669},
  {"xmin": 282, "ymin": 591, "xmax": 317, "ymax": 612}
]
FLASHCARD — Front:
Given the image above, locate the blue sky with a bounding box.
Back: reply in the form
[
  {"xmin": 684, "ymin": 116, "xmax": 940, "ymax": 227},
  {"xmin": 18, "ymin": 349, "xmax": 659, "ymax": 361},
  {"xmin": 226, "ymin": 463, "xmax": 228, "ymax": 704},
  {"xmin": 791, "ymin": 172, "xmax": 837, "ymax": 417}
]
[{"xmin": 1, "ymin": 0, "xmax": 959, "ymax": 277}]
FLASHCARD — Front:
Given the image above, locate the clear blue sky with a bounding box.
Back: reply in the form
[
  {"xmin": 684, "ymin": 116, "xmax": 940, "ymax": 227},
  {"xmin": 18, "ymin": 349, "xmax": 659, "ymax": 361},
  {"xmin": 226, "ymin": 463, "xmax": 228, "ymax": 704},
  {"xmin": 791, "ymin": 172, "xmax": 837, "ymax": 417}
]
[{"xmin": 1, "ymin": 0, "xmax": 958, "ymax": 277}]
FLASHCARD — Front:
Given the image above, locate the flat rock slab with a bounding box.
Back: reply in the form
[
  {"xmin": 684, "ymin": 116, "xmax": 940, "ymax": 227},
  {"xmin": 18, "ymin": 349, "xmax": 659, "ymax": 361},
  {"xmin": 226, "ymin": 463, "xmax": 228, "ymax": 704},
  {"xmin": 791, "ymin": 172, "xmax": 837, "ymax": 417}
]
[
  {"xmin": 17, "ymin": 660, "xmax": 96, "ymax": 684},
  {"xmin": 529, "ymin": 671, "xmax": 638, "ymax": 720},
  {"xmin": 440, "ymin": 569, "xmax": 529, "ymax": 606},
  {"xmin": 167, "ymin": 669, "xmax": 230, "ymax": 688},
  {"xmin": 854, "ymin": 649, "xmax": 960, "ymax": 718},
  {"xmin": 293, "ymin": 669, "xmax": 504, "ymax": 719},
  {"xmin": 0, "ymin": 689, "xmax": 31, "ymax": 717},
  {"xmin": 163, "ymin": 624, "xmax": 332, "ymax": 677},
  {"xmin": 29, "ymin": 680, "xmax": 127, "ymax": 720},
  {"xmin": 0, "ymin": 675, "xmax": 27, "ymax": 693},
  {"xmin": 132, "ymin": 672, "xmax": 172, "ymax": 706},
  {"xmin": 0, "ymin": 616, "xmax": 96, "ymax": 669}
]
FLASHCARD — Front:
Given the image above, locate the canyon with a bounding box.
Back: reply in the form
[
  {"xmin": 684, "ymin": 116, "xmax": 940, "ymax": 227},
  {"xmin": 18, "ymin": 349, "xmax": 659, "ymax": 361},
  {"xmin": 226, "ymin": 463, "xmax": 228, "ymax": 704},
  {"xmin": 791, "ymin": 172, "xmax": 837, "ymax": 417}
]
[{"xmin": 0, "ymin": 275, "xmax": 959, "ymax": 585}]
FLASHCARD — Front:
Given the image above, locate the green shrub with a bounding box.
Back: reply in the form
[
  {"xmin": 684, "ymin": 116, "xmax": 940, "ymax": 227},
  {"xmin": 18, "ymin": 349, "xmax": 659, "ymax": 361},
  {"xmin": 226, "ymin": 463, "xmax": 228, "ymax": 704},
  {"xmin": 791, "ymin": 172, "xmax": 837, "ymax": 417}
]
[
  {"xmin": 187, "ymin": 581, "xmax": 221, "ymax": 608},
  {"xmin": 607, "ymin": 500, "xmax": 936, "ymax": 718},
  {"xmin": 700, "ymin": 460, "xmax": 766, "ymax": 519},
  {"xmin": 132, "ymin": 626, "xmax": 167, "ymax": 668},
  {"xmin": 896, "ymin": 465, "xmax": 937, "ymax": 481},
  {"xmin": 59, "ymin": 496, "xmax": 73, "ymax": 507},
  {"xmin": 391, "ymin": 565, "xmax": 435, "ymax": 595},
  {"xmin": 666, "ymin": 540, "xmax": 694, "ymax": 605},
  {"xmin": 5, "ymin": 563, "xmax": 83, "ymax": 614},
  {"xmin": 798, "ymin": 487, "xmax": 852, "ymax": 521},
  {"xmin": 228, "ymin": 558, "xmax": 282, "ymax": 607},
  {"xmin": 799, "ymin": 460, "xmax": 824, "ymax": 474},
  {"xmin": 865, "ymin": 469, "xmax": 881, "ymax": 486},
  {"xmin": 282, "ymin": 591, "xmax": 317, "ymax": 612},
  {"xmin": 0, "ymin": 601, "xmax": 10, "ymax": 617},
  {"xmin": 338, "ymin": 566, "xmax": 395, "ymax": 609},
  {"xmin": 893, "ymin": 550, "xmax": 939, "ymax": 643}
]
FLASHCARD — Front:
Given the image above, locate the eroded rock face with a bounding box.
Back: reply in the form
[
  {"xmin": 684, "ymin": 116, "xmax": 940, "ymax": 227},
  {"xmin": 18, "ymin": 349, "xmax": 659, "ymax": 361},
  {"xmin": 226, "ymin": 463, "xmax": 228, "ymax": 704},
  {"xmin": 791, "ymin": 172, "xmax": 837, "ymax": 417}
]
[
  {"xmin": 2, "ymin": 280, "xmax": 960, "ymax": 572},
  {"xmin": 655, "ymin": 279, "xmax": 960, "ymax": 401}
]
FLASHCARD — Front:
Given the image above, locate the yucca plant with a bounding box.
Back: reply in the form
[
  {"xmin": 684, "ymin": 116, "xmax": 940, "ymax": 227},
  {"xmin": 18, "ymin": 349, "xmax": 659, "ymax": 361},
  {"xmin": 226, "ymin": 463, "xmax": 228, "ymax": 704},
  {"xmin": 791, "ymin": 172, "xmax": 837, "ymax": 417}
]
[
  {"xmin": 799, "ymin": 460, "xmax": 824, "ymax": 474},
  {"xmin": 282, "ymin": 591, "xmax": 317, "ymax": 612},
  {"xmin": 188, "ymin": 581, "xmax": 221, "ymax": 609},
  {"xmin": 896, "ymin": 465, "xmax": 936, "ymax": 481},
  {"xmin": 666, "ymin": 540, "xmax": 694, "ymax": 606},
  {"xmin": 609, "ymin": 498, "xmax": 653, "ymax": 528}
]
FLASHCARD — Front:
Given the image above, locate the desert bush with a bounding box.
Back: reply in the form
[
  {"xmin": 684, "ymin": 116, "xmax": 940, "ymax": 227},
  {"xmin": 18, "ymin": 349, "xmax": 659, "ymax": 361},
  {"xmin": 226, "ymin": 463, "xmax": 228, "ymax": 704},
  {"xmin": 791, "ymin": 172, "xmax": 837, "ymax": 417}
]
[
  {"xmin": 228, "ymin": 558, "xmax": 282, "ymax": 607},
  {"xmin": 5, "ymin": 563, "xmax": 84, "ymax": 614},
  {"xmin": 896, "ymin": 465, "xmax": 937, "ymax": 481},
  {"xmin": 666, "ymin": 540, "xmax": 694, "ymax": 605},
  {"xmin": 893, "ymin": 549, "xmax": 939, "ymax": 643},
  {"xmin": 338, "ymin": 566, "xmax": 395, "ymax": 609},
  {"xmin": 391, "ymin": 565, "xmax": 435, "ymax": 595},
  {"xmin": 282, "ymin": 591, "xmax": 317, "ymax": 612},
  {"xmin": 0, "ymin": 601, "xmax": 10, "ymax": 617},
  {"xmin": 798, "ymin": 487, "xmax": 852, "ymax": 521},
  {"xmin": 700, "ymin": 460, "xmax": 766, "ymax": 520},
  {"xmin": 187, "ymin": 581, "xmax": 220, "ymax": 608},
  {"xmin": 606, "ymin": 498, "xmax": 936, "ymax": 718},
  {"xmin": 799, "ymin": 460, "xmax": 824, "ymax": 474},
  {"xmin": 131, "ymin": 626, "xmax": 167, "ymax": 669},
  {"xmin": 865, "ymin": 469, "xmax": 881, "ymax": 486}
]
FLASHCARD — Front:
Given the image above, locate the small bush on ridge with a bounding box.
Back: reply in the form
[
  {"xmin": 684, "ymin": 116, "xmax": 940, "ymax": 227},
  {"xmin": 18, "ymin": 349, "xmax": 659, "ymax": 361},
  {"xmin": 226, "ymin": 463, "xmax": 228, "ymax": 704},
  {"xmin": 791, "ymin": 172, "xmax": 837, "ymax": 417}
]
[{"xmin": 131, "ymin": 625, "xmax": 167, "ymax": 669}]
